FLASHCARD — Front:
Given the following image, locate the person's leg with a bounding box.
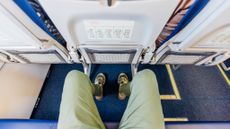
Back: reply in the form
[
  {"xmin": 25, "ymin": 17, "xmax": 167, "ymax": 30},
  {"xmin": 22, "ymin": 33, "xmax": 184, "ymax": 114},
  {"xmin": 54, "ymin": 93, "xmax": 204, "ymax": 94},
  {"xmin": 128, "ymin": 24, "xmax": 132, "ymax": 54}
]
[
  {"xmin": 57, "ymin": 70, "xmax": 105, "ymax": 129},
  {"xmin": 119, "ymin": 69, "xmax": 165, "ymax": 129}
]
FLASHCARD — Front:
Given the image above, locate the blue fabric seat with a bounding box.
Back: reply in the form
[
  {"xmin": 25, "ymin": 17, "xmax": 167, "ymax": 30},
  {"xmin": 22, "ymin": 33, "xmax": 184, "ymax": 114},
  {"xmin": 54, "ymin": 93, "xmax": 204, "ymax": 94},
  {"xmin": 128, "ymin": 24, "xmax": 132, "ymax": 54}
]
[
  {"xmin": 160, "ymin": 0, "xmax": 209, "ymax": 45},
  {"xmin": 13, "ymin": 0, "xmax": 66, "ymax": 46},
  {"xmin": 1, "ymin": 119, "xmax": 230, "ymax": 129}
]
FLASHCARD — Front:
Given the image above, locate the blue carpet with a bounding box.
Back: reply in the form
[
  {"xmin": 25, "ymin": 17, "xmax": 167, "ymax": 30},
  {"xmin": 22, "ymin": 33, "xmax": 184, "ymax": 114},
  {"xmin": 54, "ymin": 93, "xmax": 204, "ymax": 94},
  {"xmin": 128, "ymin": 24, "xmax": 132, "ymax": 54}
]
[
  {"xmin": 223, "ymin": 59, "xmax": 230, "ymax": 78},
  {"xmin": 224, "ymin": 59, "xmax": 230, "ymax": 68},
  {"xmin": 31, "ymin": 64, "xmax": 230, "ymax": 122},
  {"xmin": 168, "ymin": 66, "xmax": 230, "ymax": 121}
]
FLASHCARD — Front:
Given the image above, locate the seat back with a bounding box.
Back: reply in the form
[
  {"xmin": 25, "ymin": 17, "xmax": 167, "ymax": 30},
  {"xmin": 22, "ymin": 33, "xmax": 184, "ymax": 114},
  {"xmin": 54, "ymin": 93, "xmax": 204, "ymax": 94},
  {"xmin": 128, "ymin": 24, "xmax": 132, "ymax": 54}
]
[{"xmin": 0, "ymin": 0, "xmax": 71, "ymax": 64}]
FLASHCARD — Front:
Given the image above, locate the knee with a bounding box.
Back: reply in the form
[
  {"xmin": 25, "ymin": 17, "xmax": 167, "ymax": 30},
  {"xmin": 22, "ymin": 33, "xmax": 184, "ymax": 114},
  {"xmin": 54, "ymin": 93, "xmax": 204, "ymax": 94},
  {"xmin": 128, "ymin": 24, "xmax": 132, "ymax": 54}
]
[
  {"xmin": 65, "ymin": 70, "xmax": 86, "ymax": 81},
  {"xmin": 132, "ymin": 69, "xmax": 158, "ymax": 89},
  {"xmin": 131, "ymin": 69, "xmax": 159, "ymax": 96},
  {"xmin": 66, "ymin": 70, "xmax": 84, "ymax": 77},
  {"xmin": 136, "ymin": 69, "xmax": 156, "ymax": 80},
  {"xmin": 64, "ymin": 70, "xmax": 89, "ymax": 87},
  {"xmin": 64, "ymin": 70, "xmax": 91, "ymax": 91}
]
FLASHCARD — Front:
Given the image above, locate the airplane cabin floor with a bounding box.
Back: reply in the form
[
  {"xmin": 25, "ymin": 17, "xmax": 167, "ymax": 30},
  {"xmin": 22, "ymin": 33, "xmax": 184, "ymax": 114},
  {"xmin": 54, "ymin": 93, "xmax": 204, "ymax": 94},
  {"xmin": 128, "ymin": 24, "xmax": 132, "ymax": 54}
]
[{"xmin": 31, "ymin": 63, "xmax": 230, "ymax": 122}]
